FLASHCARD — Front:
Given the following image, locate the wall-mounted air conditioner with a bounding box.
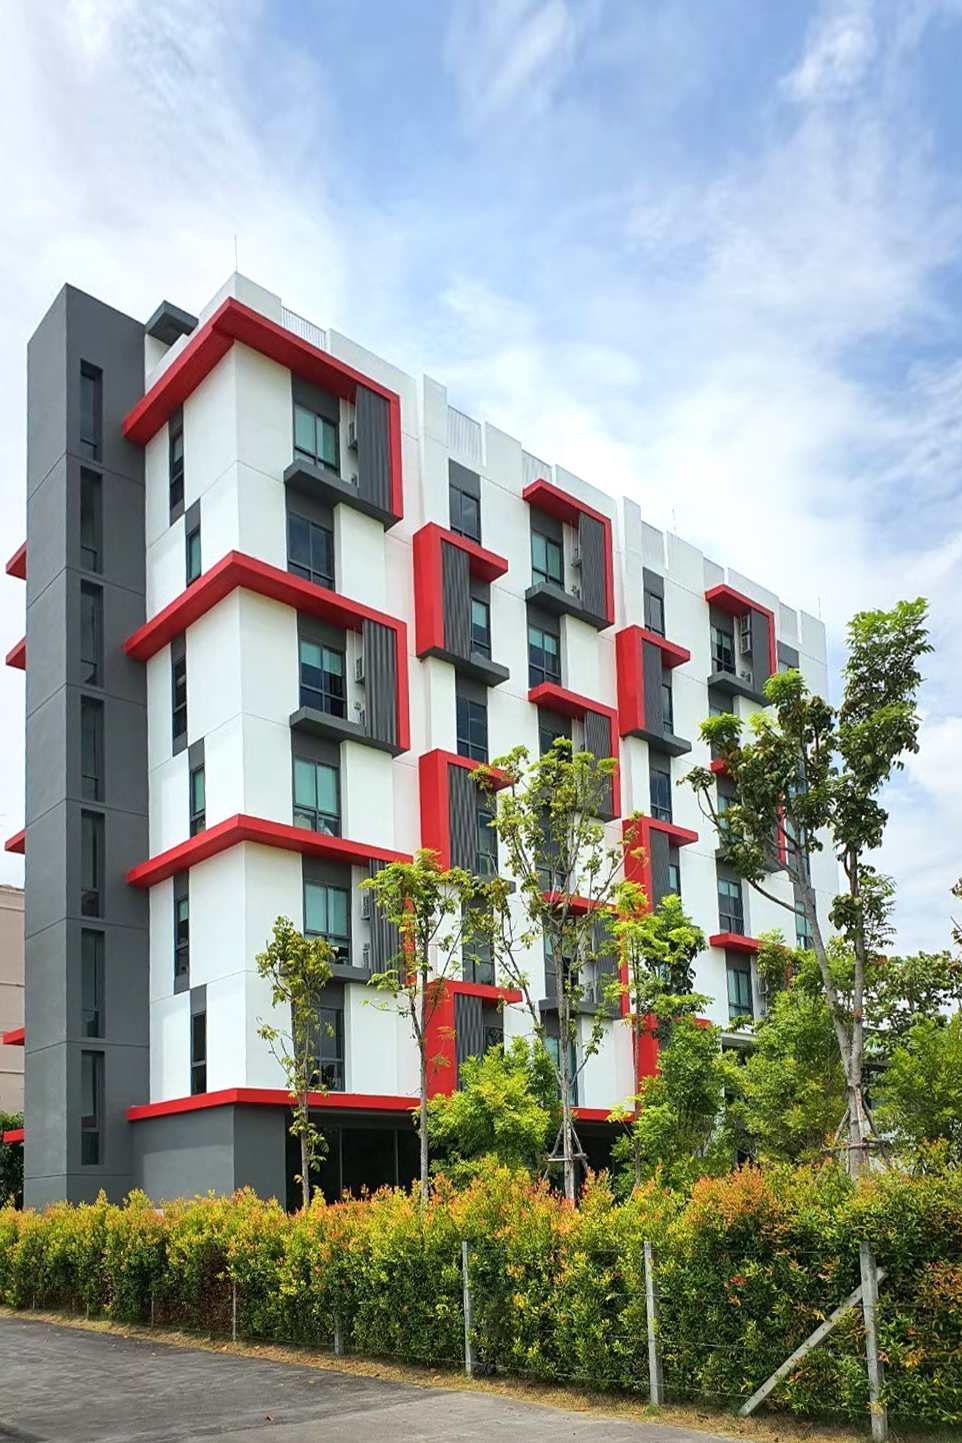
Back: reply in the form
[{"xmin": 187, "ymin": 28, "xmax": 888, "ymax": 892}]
[
  {"xmin": 738, "ymin": 614, "xmax": 752, "ymax": 655},
  {"xmin": 348, "ymin": 419, "xmax": 358, "ymax": 450},
  {"xmin": 362, "ymin": 942, "xmax": 371, "ymax": 968},
  {"xmin": 571, "ymin": 546, "xmax": 582, "ymax": 567},
  {"xmin": 571, "ymin": 584, "xmax": 582, "ymax": 599},
  {"xmin": 355, "ymin": 655, "xmax": 365, "ymax": 683},
  {"xmin": 739, "ymin": 669, "xmax": 753, "ymax": 685},
  {"xmin": 348, "ymin": 472, "xmax": 359, "ymax": 488},
  {"xmin": 355, "ymin": 704, "xmax": 366, "ymax": 728},
  {"xmin": 360, "ymin": 891, "xmax": 372, "ymax": 921}
]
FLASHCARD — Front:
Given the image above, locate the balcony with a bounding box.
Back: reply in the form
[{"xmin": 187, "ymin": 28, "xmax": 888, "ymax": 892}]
[
  {"xmin": 616, "ymin": 626, "xmax": 691, "ymax": 756},
  {"xmin": 705, "ymin": 584, "xmax": 776, "ymax": 705},
  {"xmin": 413, "ymin": 524, "xmax": 510, "ymax": 688},
  {"xmin": 284, "ymin": 455, "xmax": 398, "ymax": 530},
  {"xmin": 523, "ymin": 478, "xmax": 614, "ymax": 631}
]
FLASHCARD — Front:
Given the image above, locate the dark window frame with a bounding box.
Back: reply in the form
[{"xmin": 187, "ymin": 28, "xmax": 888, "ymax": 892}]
[
  {"xmin": 649, "ymin": 765, "xmax": 673, "ymax": 824},
  {"xmin": 292, "ymin": 754, "xmax": 341, "ymax": 836},
  {"xmin": 475, "ymin": 801, "xmax": 498, "ymax": 878},
  {"xmin": 80, "ymin": 469, "xmax": 102, "ymax": 573},
  {"xmin": 528, "ymin": 622, "xmax": 561, "ymax": 688},
  {"xmin": 293, "ymin": 401, "xmax": 339, "ymax": 472},
  {"xmin": 169, "ymin": 407, "xmax": 185, "ymax": 521},
  {"xmin": 189, "ymin": 762, "xmax": 206, "ymax": 836},
  {"xmin": 287, "ymin": 510, "xmax": 335, "ymax": 591},
  {"xmin": 727, "ymin": 958, "xmax": 754, "ymax": 1021},
  {"xmin": 298, "ymin": 636, "xmax": 347, "ymax": 717},
  {"xmin": 450, "ymin": 483, "xmax": 481, "ymax": 544},
  {"xmin": 80, "ymin": 1049, "xmax": 104, "ymax": 1165},
  {"xmin": 79, "ymin": 362, "xmax": 102, "ymax": 461},
  {"xmin": 174, "ymin": 877, "xmax": 190, "ymax": 983},
  {"xmin": 80, "ymin": 810, "xmax": 104, "ymax": 918},
  {"xmin": 185, "ymin": 522, "xmax": 202, "ymax": 586},
  {"xmin": 81, "ymin": 696, "xmax": 104, "ymax": 803},
  {"xmin": 531, "ymin": 529, "xmax": 563, "ymax": 588},
  {"xmin": 81, "ymin": 929, "xmax": 105, "ymax": 1039},
  {"xmin": 456, "ymin": 693, "xmax": 488, "ymax": 763},
  {"xmin": 718, "ymin": 877, "xmax": 745, "ymax": 934},
  {"xmin": 711, "ymin": 624, "xmax": 736, "ymax": 676},
  {"xmin": 190, "ymin": 1011, "xmax": 207, "ymax": 1096},
  {"xmin": 317, "ymin": 1005, "xmax": 345, "ymax": 1090},
  {"xmin": 661, "ymin": 679, "xmax": 674, "ymax": 733},
  {"xmin": 470, "ymin": 596, "xmax": 491, "ymax": 658},
  {"xmin": 80, "ymin": 582, "xmax": 103, "ymax": 688},
  {"xmin": 171, "ymin": 644, "xmax": 188, "ymax": 750},
  {"xmin": 644, "ymin": 589, "xmax": 665, "ymax": 636},
  {"xmin": 304, "ymin": 879, "xmax": 351, "ymax": 966}
]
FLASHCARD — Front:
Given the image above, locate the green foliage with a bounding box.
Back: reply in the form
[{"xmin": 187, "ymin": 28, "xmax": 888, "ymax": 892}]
[
  {"xmin": 256, "ymin": 916, "xmax": 334, "ymax": 1207},
  {"xmin": 610, "ymin": 888, "xmax": 707, "ymax": 1024},
  {"xmin": 426, "ymin": 1038, "xmax": 559, "ymax": 1182},
  {"xmin": 611, "ymin": 1016, "xmax": 734, "ymax": 1191},
  {"xmin": 876, "ymin": 1013, "xmax": 962, "ymax": 1167},
  {"xmin": 0, "ymin": 1112, "xmax": 23, "ymax": 1207},
  {"xmin": 2, "ymin": 1166, "xmax": 961, "ymax": 1423}
]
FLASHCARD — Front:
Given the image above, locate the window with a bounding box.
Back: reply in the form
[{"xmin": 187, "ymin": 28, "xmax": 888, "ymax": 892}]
[
  {"xmin": 80, "ymin": 470, "xmax": 102, "ymax": 572},
  {"xmin": 462, "ymin": 931, "xmax": 495, "ymax": 987},
  {"xmin": 476, "ymin": 802, "xmax": 497, "ymax": 878},
  {"xmin": 79, "ymin": 363, "xmax": 101, "ymax": 460},
  {"xmin": 456, "ymin": 694, "xmax": 488, "ymax": 763},
  {"xmin": 189, "ymin": 763, "xmax": 206, "ymax": 836},
  {"xmin": 185, "ymin": 523, "xmax": 202, "ymax": 585},
  {"xmin": 528, "ymin": 623, "xmax": 561, "ymax": 687},
  {"xmin": 796, "ymin": 913, "xmax": 814, "ymax": 950},
  {"xmin": 80, "ymin": 583, "xmax": 102, "ymax": 686},
  {"xmin": 174, "ymin": 885, "xmax": 190, "ymax": 981},
  {"xmin": 80, "ymin": 1050, "xmax": 103, "ymax": 1165},
  {"xmin": 644, "ymin": 589, "xmax": 665, "ymax": 636},
  {"xmin": 718, "ymin": 877, "xmax": 745, "ymax": 934},
  {"xmin": 711, "ymin": 625, "xmax": 736, "ymax": 676},
  {"xmin": 482, "ymin": 1005, "xmax": 504, "ymax": 1056},
  {"xmin": 649, "ymin": 766, "xmax": 672, "ymax": 824},
  {"xmin": 661, "ymin": 680, "xmax": 674, "ymax": 733},
  {"xmin": 169, "ymin": 409, "xmax": 185, "ymax": 519},
  {"xmin": 81, "ymin": 698, "xmax": 104, "ymax": 802},
  {"xmin": 450, "ymin": 483, "xmax": 481, "ymax": 543},
  {"xmin": 171, "ymin": 650, "xmax": 187, "ymax": 746},
  {"xmin": 668, "ymin": 855, "xmax": 681, "ymax": 897},
  {"xmin": 190, "ymin": 1012, "xmax": 207, "ymax": 1096},
  {"xmin": 727, "ymin": 959, "xmax": 753, "ymax": 1022},
  {"xmin": 81, "ymin": 811, "xmax": 104, "ymax": 918},
  {"xmin": 470, "ymin": 597, "xmax": 491, "ymax": 658},
  {"xmin": 294, "ymin": 403, "xmax": 338, "ymax": 470},
  {"xmin": 539, "ymin": 722, "xmax": 568, "ymax": 757},
  {"xmin": 288, "ymin": 513, "xmax": 335, "ymax": 590},
  {"xmin": 531, "ymin": 531, "xmax": 563, "ymax": 587},
  {"xmin": 293, "ymin": 756, "xmax": 340, "ymax": 835},
  {"xmin": 81, "ymin": 931, "xmax": 104, "ymax": 1038},
  {"xmin": 717, "ymin": 791, "xmax": 734, "ymax": 839},
  {"xmin": 317, "ymin": 1006, "xmax": 345, "ymax": 1090},
  {"xmin": 299, "ymin": 638, "xmax": 346, "ymax": 717},
  {"xmin": 545, "ymin": 1035, "xmax": 578, "ymax": 1105},
  {"xmin": 304, "ymin": 881, "xmax": 350, "ymax": 965}
]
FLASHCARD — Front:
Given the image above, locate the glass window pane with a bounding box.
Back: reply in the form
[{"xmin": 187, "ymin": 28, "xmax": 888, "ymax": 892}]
[
  {"xmin": 323, "ymin": 647, "xmax": 344, "ymax": 678},
  {"xmin": 327, "ymin": 887, "xmax": 349, "ymax": 936},
  {"xmin": 294, "ymin": 405, "xmax": 316, "ymax": 458},
  {"xmin": 300, "ymin": 639, "xmax": 322, "ymax": 671},
  {"xmin": 315, "ymin": 763, "xmax": 338, "ymax": 814},
  {"xmin": 532, "ymin": 533, "xmax": 547, "ymax": 573},
  {"xmin": 293, "ymin": 757, "xmax": 317, "ymax": 808},
  {"xmin": 305, "ymin": 881, "xmax": 327, "ymax": 935},
  {"xmin": 319, "ymin": 418, "xmax": 338, "ymax": 467}
]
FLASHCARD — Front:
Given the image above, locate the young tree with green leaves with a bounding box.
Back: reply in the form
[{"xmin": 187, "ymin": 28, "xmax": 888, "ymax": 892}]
[
  {"xmin": 426, "ymin": 1036, "xmax": 559, "ymax": 1183},
  {"xmin": 362, "ymin": 850, "xmax": 477, "ymax": 1202},
  {"xmin": 876, "ymin": 1012, "xmax": 962, "ymax": 1167},
  {"xmin": 476, "ymin": 739, "xmax": 625, "ymax": 1203},
  {"xmin": 256, "ymin": 916, "xmax": 334, "ymax": 1209},
  {"xmin": 608, "ymin": 886, "xmax": 708, "ymax": 1186},
  {"xmin": 685, "ymin": 599, "xmax": 931, "ymax": 1177}
]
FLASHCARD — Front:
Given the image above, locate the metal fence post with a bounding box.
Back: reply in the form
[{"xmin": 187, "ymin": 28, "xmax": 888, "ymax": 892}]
[
  {"xmin": 643, "ymin": 1240, "xmax": 663, "ymax": 1407},
  {"xmin": 461, "ymin": 1241, "xmax": 476, "ymax": 1378},
  {"xmin": 334, "ymin": 1314, "xmax": 344, "ymax": 1357},
  {"xmin": 231, "ymin": 1280, "xmax": 238, "ymax": 1343},
  {"xmin": 859, "ymin": 1243, "xmax": 888, "ymax": 1443}
]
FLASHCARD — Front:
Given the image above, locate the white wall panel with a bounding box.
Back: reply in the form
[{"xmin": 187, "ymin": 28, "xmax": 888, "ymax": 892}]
[{"xmin": 150, "ymin": 993, "xmax": 190, "ymax": 1101}]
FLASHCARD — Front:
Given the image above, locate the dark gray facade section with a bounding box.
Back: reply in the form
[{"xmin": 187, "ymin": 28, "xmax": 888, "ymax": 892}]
[
  {"xmin": 649, "ymin": 828, "xmax": 672, "ymax": 908},
  {"xmin": 368, "ymin": 861, "xmax": 400, "ymax": 972},
  {"xmin": 576, "ymin": 513, "xmax": 607, "ymax": 620},
  {"xmin": 642, "ymin": 567, "xmax": 664, "ymax": 599},
  {"xmin": 455, "ymin": 993, "xmax": 484, "ymax": 1079},
  {"xmin": 24, "ymin": 285, "xmax": 148, "ymax": 1208},
  {"xmin": 643, "ymin": 639, "xmax": 664, "ymax": 737},
  {"xmin": 448, "ymin": 764, "xmax": 478, "ymax": 873},
  {"xmin": 355, "ymin": 385, "xmax": 392, "ymax": 516},
  {"xmin": 777, "ymin": 640, "xmax": 799, "ymax": 670},
  {"xmin": 362, "ymin": 618, "xmax": 399, "ymax": 750},
  {"xmin": 134, "ymin": 1105, "xmax": 287, "ymax": 1204},
  {"xmin": 583, "ymin": 709, "xmax": 615, "ymax": 821},
  {"xmin": 751, "ymin": 609, "xmax": 773, "ymax": 689},
  {"xmin": 441, "ymin": 539, "xmax": 471, "ymax": 657}
]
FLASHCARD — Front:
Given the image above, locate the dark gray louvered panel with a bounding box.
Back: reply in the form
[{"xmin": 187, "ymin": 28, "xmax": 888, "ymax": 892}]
[
  {"xmin": 751, "ymin": 609, "xmax": 773, "ymax": 689},
  {"xmin": 642, "ymin": 639, "xmax": 664, "ymax": 737},
  {"xmin": 577, "ymin": 512, "xmax": 607, "ymax": 619},
  {"xmin": 441, "ymin": 539, "xmax": 471, "ymax": 658},
  {"xmin": 362, "ymin": 618, "xmax": 398, "ymax": 748},
  {"xmin": 355, "ymin": 384, "xmax": 392, "ymax": 514},
  {"xmin": 584, "ymin": 708, "xmax": 615, "ymax": 820},
  {"xmin": 448, "ymin": 763, "xmax": 477, "ymax": 872},
  {"xmin": 455, "ymin": 992, "xmax": 485, "ymax": 1079},
  {"xmin": 649, "ymin": 826, "xmax": 671, "ymax": 907},
  {"xmin": 368, "ymin": 861, "xmax": 401, "ymax": 973}
]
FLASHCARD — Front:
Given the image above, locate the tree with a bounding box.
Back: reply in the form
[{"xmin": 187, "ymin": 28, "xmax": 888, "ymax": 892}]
[
  {"xmin": 0, "ymin": 1111, "xmax": 23, "ymax": 1207},
  {"xmin": 476, "ymin": 738, "xmax": 625, "ymax": 1203},
  {"xmin": 609, "ymin": 887, "xmax": 708, "ymax": 1186},
  {"xmin": 875, "ymin": 1013, "xmax": 962, "ymax": 1167},
  {"xmin": 256, "ymin": 916, "xmax": 333, "ymax": 1209},
  {"xmin": 363, "ymin": 850, "xmax": 476, "ymax": 1202},
  {"xmin": 685, "ymin": 599, "xmax": 931, "ymax": 1176},
  {"xmin": 426, "ymin": 1037, "xmax": 559, "ymax": 1183},
  {"xmin": 610, "ymin": 1015, "xmax": 733, "ymax": 1193}
]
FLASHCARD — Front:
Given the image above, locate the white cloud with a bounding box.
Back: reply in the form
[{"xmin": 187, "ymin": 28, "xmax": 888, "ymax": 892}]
[{"xmin": 782, "ymin": 0, "xmax": 877, "ymax": 103}]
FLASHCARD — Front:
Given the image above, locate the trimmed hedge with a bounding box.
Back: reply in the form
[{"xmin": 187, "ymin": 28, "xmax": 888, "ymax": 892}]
[{"xmin": 1, "ymin": 1162, "xmax": 961, "ymax": 1424}]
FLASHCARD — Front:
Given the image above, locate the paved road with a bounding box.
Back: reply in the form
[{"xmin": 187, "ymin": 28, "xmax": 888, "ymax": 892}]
[{"xmin": 0, "ymin": 1316, "xmax": 734, "ymax": 1442}]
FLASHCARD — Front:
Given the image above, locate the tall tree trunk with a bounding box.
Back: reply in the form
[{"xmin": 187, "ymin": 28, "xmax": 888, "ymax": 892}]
[
  {"xmin": 419, "ymin": 976, "xmax": 430, "ymax": 1204},
  {"xmin": 300, "ymin": 1094, "xmax": 311, "ymax": 1209}
]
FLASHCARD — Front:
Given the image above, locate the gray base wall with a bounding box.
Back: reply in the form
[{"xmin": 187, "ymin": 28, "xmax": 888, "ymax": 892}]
[{"xmin": 133, "ymin": 1106, "xmax": 287, "ymax": 1204}]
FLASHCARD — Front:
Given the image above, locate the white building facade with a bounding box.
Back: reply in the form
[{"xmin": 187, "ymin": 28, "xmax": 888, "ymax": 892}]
[{"xmin": 9, "ymin": 274, "xmax": 836, "ymax": 1207}]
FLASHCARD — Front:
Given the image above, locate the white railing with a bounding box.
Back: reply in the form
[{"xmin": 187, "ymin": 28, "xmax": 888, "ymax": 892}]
[
  {"xmin": 523, "ymin": 450, "xmax": 551, "ymax": 485},
  {"xmin": 281, "ymin": 306, "xmax": 328, "ymax": 352},
  {"xmin": 447, "ymin": 405, "xmax": 483, "ymax": 463}
]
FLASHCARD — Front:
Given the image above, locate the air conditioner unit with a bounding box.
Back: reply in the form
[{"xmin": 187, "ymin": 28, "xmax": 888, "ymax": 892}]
[
  {"xmin": 360, "ymin": 891, "xmax": 372, "ymax": 921},
  {"xmin": 348, "ymin": 472, "xmax": 359, "ymax": 488},
  {"xmin": 355, "ymin": 704, "xmax": 366, "ymax": 728},
  {"xmin": 738, "ymin": 614, "xmax": 752, "ymax": 655},
  {"xmin": 571, "ymin": 546, "xmax": 582, "ymax": 567},
  {"xmin": 571, "ymin": 584, "xmax": 582, "ymax": 599},
  {"xmin": 758, "ymin": 976, "xmax": 769, "ymax": 997},
  {"xmin": 739, "ymin": 669, "xmax": 754, "ymax": 685},
  {"xmin": 362, "ymin": 942, "xmax": 371, "ymax": 968},
  {"xmin": 348, "ymin": 420, "xmax": 358, "ymax": 450},
  {"xmin": 354, "ymin": 655, "xmax": 365, "ymax": 683}
]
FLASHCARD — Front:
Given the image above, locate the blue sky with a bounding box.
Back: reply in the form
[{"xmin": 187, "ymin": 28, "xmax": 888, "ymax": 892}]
[{"xmin": 0, "ymin": 0, "xmax": 959, "ymax": 949}]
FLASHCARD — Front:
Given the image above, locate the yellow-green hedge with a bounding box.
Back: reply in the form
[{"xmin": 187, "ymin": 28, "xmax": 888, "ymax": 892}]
[{"xmin": 1, "ymin": 1161, "xmax": 960, "ymax": 1424}]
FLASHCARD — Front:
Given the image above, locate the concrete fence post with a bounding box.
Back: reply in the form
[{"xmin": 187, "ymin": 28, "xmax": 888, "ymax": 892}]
[
  {"xmin": 334, "ymin": 1315, "xmax": 345, "ymax": 1357},
  {"xmin": 231, "ymin": 1280, "xmax": 238, "ymax": 1343},
  {"xmin": 643, "ymin": 1240, "xmax": 663, "ymax": 1407},
  {"xmin": 859, "ymin": 1242, "xmax": 888, "ymax": 1443},
  {"xmin": 461, "ymin": 1241, "xmax": 476, "ymax": 1378}
]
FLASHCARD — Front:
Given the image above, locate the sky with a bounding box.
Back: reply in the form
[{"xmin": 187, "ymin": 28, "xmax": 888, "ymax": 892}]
[{"xmin": 0, "ymin": 0, "xmax": 959, "ymax": 949}]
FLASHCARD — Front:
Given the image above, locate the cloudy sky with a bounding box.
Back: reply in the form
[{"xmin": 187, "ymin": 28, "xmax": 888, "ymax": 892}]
[{"xmin": 0, "ymin": 0, "xmax": 959, "ymax": 948}]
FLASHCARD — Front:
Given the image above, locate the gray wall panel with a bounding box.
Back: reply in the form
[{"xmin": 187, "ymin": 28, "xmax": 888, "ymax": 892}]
[
  {"xmin": 134, "ymin": 1105, "xmax": 287, "ymax": 1203},
  {"xmin": 362, "ymin": 619, "xmax": 398, "ymax": 749},
  {"xmin": 455, "ymin": 993, "xmax": 484, "ymax": 1078},
  {"xmin": 441, "ymin": 540, "xmax": 471, "ymax": 658},
  {"xmin": 368, "ymin": 861, "xmax": 400, "ymax": 972},
  {"xmin": 642, "ymin": 640, "xmax": 664, "ymax": 737},
  {"xmin": 355, "ymin": 385, "xmax": 391, "ymax": 513},
  {"xmin": 752, "ymin": 610, "xmax": 773, "ymax": 688},
  {"xmin": 584, "ymin": 709, "xmax": 614, "ymax": 820},
  {"xmin": 577, "ymin": 513, "xmax": 607, "ymax": 619},
  {"xmin": 448, "ymin": 764, "xmax": 477, "ymax": 873},
  {"xmin": 649, "ymin": 829, "xmax": 671, "ymax": 908}
]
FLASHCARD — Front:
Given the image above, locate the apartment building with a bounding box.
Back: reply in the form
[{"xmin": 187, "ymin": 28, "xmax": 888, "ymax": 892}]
[
  {"xmin": 4, "ymin": 275, "xmax": 836, "ymax": 1208},
  {"xmin": 0, "ymin": 885, "xmax": 25, "ymax": 1115}
]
